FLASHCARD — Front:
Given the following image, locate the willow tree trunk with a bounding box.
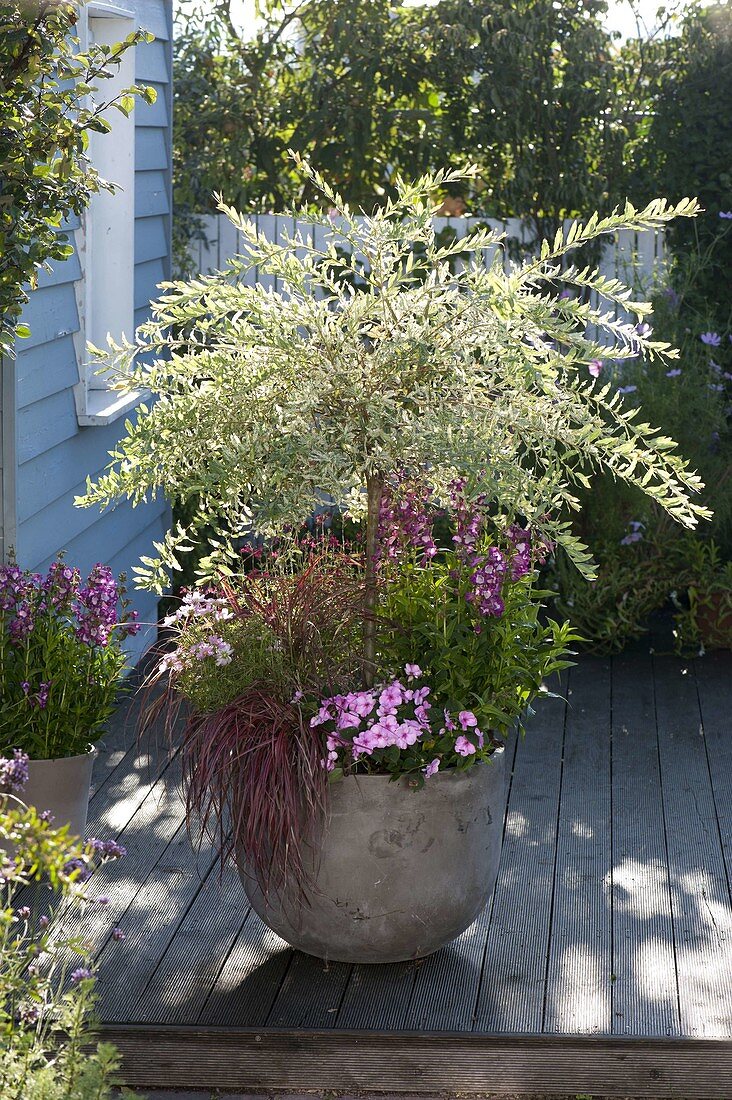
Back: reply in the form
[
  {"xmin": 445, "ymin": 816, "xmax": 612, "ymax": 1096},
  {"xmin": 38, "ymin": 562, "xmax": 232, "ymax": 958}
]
[{"xmin": 363, "ymin": 474, "xmax": 384, "ymax": 688}]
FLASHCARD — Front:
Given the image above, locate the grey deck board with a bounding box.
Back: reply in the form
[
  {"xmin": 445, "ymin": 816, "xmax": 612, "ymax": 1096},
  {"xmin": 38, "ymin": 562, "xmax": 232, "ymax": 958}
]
[
  {"xmin": 266, "ymin": 952, "xmax": 352, "ymax": 1028},
  {"xmin": 96, "ymin": 826, "xmax": 217, "ymax": 1022},
  {"xmin": 404, "ymin": 735, "xmax": 518, "ymax": 1032},
  {"xmin": 82, "ymin": 653, "xmax": 732, "ymax": 1047},
  {"xmin": 610, "ymin": 654, "xmax": 679, "ymax": 1037},
  {"xmin": 473, "ymin": 684, "xmax": 567, "ymax": 1032},
  {"xmin": 654, "ymin": 655, "xmax": 732, "ymax": 1037},
  {"xmin": 129, "ymin": 862, "xmax": 249, "ymax": 1024},
  {"xmin": 336, "ymin": 959, "xmax": 416, "ymax": 1030},
  {"xmin": 197, "ymin": 910, "xmax": 291, "ymax": 1026},
  {"xmin": 693, "ymin": 654, "xmax": 732, "ymax": 892},
  {"xmin": 543, "ymin": 659, "xmax": 613, "ymax": 1035}
]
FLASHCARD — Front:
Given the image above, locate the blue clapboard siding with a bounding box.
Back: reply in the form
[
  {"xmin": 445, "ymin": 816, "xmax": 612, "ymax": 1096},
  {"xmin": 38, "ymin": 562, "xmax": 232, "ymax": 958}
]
[{"xmin": 11, "ymin": 0, "xmax": 173, "ymax": 668}]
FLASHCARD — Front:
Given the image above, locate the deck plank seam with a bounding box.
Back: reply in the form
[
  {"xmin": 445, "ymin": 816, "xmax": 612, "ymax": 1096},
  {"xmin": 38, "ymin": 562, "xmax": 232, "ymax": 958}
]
[
  {"xmin": 262, "ymin": 946, "xmax": 298, "ymax": 1026},
  {"xmin": 609, "ymin": 655, "xmax": 615, "ymax": 1032},
  {"xmin": 692, "ymin": 659, "xmax": 732, "ymax": 908},
  {"xmin": 540, "ymin": 664, "xmax": 571, "ymax": 1033},
  {"xmin": 193, "ymin": 903, "xmax": 253, "ymax": 1024},
  {"xmin": 470, "ymin": 725, "xmax": 521, "ymax": 1031},
  {"xmin": 651, "ymin": 654, "xmax": 683, "ymax": 1029}
]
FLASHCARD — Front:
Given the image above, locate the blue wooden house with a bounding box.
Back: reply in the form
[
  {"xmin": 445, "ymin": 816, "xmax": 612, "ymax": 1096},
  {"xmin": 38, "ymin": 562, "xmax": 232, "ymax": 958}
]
[{"xmin": 0, "ymin": 0, "xmax": 173, "ymax": 663}]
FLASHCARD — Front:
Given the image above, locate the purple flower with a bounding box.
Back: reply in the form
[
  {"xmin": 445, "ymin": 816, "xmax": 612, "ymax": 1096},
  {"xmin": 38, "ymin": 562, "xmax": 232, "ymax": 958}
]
[
  {"xmin": 701, "ymin": 332, "xmax": 721, "ymax": 347},
  {"xmin": 617, "ymin": 385, "xmax": 637, "ymax": 395},
  {"xmin": 111, "ymin": 927, "xmax": 125, "ymax": 941},
  {"xmin": 9, "ymin": 603, "xmax": 35, "ymax": 643},
  {"xmin": 39, "ymin": 915, "xmax": 49, "ymax": 928},
  {"xmin": 719, "ymin": 211, "xmax": 732, "ymax": 219},
  {"xmin": 95, "ymin": 896, "xmax": 110, "ymax": 906},
  {"xmin": 0, "ymin": 750, "xmax": 29, "ymax": 795},
  {"xmin": 588, "ymin": 359, "xmax": 603, "ymax": 378},
  {"xmin": 378, "ymin": 682, "xmax": 403, "ymax": 712},
  {"xmin": 0, "ymin": 564, "xmax": 26, "ymax": 611},
  {"xmin": 74, "ymin": 563, "xmax": 121, "ymax": 647},
  {"xmin": 88, "ymin": 838, "xmax": 126, "ymax": 860},
  {"xmin": 18, "ymin": 1004, "xmax": 40, "ymax": 1025},
  {"xmin": 16, "ymin": 906, "xmax": 31, "ymax": 919},
  {"xmin": 378, "ymin": 471, "xmax": 437, "ymax": 562},
  {"xmin": 423, "ymin": 758, "xmax": 440, "ymax": 778},
  {"xmin": 70, "ymin": 968, "xmax": 93, "ymax": 983},
  {"xmin": 666, "ymin": 369, "xmax": 682, "ymax": 378},
  {"xmin": 63, "ymin": 857, "xmax": 92, "ymax": 882},
  {"xmin": 663, "ymin": 286, "xmax": 680, "ymax": 309}
]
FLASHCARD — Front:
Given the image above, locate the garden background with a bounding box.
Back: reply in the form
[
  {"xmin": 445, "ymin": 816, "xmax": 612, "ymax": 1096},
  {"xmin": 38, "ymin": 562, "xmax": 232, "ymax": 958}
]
[{"xmin": 171, "ymin": 0, "xmax": 732, "ymax": 654}]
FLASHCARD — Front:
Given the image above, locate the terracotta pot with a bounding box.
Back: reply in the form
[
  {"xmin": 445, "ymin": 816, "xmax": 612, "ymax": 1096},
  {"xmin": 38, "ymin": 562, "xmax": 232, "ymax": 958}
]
[{"xmin": 239, "ymin": 749, "xmax": 507, "ymax": 964}]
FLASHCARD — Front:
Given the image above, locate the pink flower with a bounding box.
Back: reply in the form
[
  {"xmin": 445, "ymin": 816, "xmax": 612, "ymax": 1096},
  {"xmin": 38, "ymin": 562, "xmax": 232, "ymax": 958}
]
[
  {"xmin": 458, "ymin": 710, "xmax": 478, "ymax": 730},
  {"xmin": 405, "ymin": 663, "xmax": 422, "ymax": 680},
  {"xmin": 336, "ymin": 710, "xmax": 361, "ymax": 730},
  {"xmin": 424, "ymin": 758, "xmax": 440, "ymax": 778},
  {"xmin": 379, "ymin": 682, "xmax": 403, "ymax": 711},
  {"xmin": 350, "ymin": 691, "xmax": 376, "ymax": 717},
  {"xmin": 589, "ymin": 359, "xmax": 603, "ymax": 378},
  {"xmin": 455, "ymin": 735, "xmax": 476, "ymax": 757}
]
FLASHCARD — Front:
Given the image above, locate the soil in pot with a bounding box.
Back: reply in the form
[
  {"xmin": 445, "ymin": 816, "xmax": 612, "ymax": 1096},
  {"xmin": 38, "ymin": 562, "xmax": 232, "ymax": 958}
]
[{"xmin": 239, "ymin": 747, "xmax": 507, "ymax": 964}]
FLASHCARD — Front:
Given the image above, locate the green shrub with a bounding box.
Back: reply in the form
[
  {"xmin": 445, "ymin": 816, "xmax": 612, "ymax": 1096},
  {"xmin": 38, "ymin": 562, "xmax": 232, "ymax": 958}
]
[{"xmin": 1, "ymin": 756, "xmax": 138, "ymax": 1100}]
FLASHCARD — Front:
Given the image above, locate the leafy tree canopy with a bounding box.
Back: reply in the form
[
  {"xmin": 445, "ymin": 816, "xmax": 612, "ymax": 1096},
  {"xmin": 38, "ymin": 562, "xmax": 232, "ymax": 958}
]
[
  {"xmin": 172, "ymin": 0, "xmax": 685, "ymax": 265},
  {"xmin": 79, "ymin": 165, "xmax": 707, "ymax": 597},
  {"xmin": 0, "ymin": 1, "xmax": 156, "ymax": 358}
]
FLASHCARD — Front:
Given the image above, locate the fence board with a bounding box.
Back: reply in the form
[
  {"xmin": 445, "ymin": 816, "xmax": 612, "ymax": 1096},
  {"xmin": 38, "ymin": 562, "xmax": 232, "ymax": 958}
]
[{"xmin": 190, "ymin": 212, "xmax": 662, "ymax": 317}]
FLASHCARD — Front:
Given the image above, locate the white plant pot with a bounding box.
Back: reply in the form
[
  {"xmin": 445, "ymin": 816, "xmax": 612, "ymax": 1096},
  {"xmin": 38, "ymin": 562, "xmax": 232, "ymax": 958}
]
[{"xmin": 21, "ymin": 750, "xmax": 96, "ymax": 842}]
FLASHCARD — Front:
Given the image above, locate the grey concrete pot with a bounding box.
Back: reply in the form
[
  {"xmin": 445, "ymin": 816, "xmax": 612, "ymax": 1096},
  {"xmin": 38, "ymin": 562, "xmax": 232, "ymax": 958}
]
[
  {"xmin": 239, "ymin": 749, "xmax": 506, "ymax": 964},
  {"xmin": 22, "ymin": 750, "xmax": 96, "ymax": 842}
]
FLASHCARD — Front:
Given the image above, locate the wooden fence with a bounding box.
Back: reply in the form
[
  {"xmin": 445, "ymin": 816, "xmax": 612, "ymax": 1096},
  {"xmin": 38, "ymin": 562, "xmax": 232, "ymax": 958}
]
[{"xmin": 188, "ymin": 212, "xmax": 666, "ymax": 334}]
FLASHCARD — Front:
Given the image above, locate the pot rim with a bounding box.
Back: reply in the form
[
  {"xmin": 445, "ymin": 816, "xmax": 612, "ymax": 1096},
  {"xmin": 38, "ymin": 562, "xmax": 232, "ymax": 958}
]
[
  {"xmin": 25, "ymin": 746, "xmax": 97, "ymax": 765},
  {"xmin": 333, "ymin": 745, "xmax": 505, "ymax": 781}
]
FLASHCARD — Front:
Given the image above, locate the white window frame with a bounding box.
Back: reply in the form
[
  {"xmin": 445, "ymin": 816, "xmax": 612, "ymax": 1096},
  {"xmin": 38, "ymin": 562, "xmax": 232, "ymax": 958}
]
[{"xmin": 74, "ymin": 1, "xmax": 149, "ymax": 426}]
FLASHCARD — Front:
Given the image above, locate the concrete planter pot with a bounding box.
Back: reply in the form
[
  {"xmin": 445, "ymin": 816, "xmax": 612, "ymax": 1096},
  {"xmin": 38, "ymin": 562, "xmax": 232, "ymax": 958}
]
[
  {"xmin": 22, "ymin": 750, "xmax": 96, "ymax": 842},
  {"xmin": 240, "ymin": 748, "xmax": 507, "ymax": 964}
]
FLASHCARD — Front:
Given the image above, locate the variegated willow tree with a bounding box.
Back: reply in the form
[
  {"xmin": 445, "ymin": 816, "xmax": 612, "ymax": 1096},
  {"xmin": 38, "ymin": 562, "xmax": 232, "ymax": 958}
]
[{"xmin": 79, "ymin": 162, "xmax": 708, "ymax": 679}]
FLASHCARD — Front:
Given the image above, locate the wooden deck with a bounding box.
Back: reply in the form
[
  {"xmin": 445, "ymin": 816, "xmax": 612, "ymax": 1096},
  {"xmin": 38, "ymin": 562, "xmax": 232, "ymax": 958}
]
[{"xmin": 75, "ymin": 652, "xmax": 732, "ymax": 1095}]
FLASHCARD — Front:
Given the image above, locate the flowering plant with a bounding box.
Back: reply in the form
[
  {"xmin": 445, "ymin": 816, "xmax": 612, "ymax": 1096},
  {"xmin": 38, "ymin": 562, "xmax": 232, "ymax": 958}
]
[
  {"xmin": 0, "ymin": 558, "xmax": 139, "ymax": 760},
  {"xmin": 375, "ymin": 473, "xmax": 578, "ymax": 736},
  {"xmin": 0, "ymin": 753, "xmax": 138, "ymax": 1100},
  {"xmin": 314, "ymin": 667, "xmax": 503, "ymax": 784}
]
